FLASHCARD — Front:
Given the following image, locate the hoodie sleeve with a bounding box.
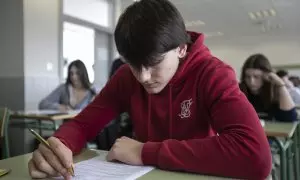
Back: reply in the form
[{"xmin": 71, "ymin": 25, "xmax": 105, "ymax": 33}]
[
  {"xmin": 141, "ymin": 64, "xmax": 272, "ymax": 179},
  {"xmin": 53, "ymin": 67, "xmax": 130, "ymax": 154}
]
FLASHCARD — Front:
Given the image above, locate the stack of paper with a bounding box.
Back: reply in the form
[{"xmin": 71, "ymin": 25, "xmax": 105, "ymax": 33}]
[{"xmin": 53, "ymin": 156, "xmax": 154, "ymax": 180}]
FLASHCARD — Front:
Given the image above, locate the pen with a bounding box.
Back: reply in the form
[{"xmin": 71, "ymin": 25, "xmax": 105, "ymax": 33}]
[{"xmin": 28, "ymin": 128, "xmax": 75, "ymax": 177}]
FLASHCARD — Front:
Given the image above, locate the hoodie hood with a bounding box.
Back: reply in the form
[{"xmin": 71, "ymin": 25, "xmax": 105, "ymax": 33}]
[
  {"xmin": 168, "ymin": 31, "xmax": 212, "ymax": 86},
  {"xmin": 147, "ymin": 31, "xmax": 212, "ymax": 140}
]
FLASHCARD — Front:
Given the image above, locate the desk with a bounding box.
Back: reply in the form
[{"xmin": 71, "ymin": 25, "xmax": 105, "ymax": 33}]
[
  {"xmin": 264, "ymin": 121, "xmax": 298, "ymax": 138},
  {"xmin": 263, "ymin": 121, "xmax": 299, "ymax": 180},
  {"xmin": 0, "ymin": 149, "xmax": 230, "ymax": 180},
  {"xmin": 10, "ymin": 110, "xmax": 79, "ymax": 134},
  {"xmin": 11, "ymin": 110, "xmax": 79, "ymax": 121}
]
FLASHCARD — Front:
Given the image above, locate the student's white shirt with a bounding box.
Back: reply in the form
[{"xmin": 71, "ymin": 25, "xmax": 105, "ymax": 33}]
[{"xmin": 288, "ymin": 87, "xmax": 300, "ymax": 105}]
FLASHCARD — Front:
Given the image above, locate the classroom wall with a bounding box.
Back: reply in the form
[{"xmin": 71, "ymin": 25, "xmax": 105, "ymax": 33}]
[
  {"xmin": 94, "ymin": 31, "xmax": 110, "ymax": 89},
  {"xmin": 23, "ymin": 0, "xmax": 63, "ymax": 154},
  {"xmin": 0, "ymin": 0, "xmax": 25, "ymax": 110},
  {"xmin": 23, "ymin": 0, "xmax": 62, "ymax": 110},
  {"xmin": 206, "ymin": 35, "xmax": 300, "ymax": 79},
  {"xmin": 0, "ymin": 0, "xmax": 62, "ymax": 156},
  {"xmin": 0, "ymin": 0, "xmax": 27, "ymax": 156}
]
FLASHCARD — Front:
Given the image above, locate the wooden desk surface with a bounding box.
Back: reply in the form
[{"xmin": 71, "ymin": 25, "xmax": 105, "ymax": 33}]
[
  {"xmin": 0, "ymin": 149, "xmax": 230, "ymax": 180},
  {"xmin": 264, "ymin": 121, "xmax": 299, "ymax": 138},
  {"xmin": 11, "ymin": 110, "xmax": 79, "ymax": 121}
]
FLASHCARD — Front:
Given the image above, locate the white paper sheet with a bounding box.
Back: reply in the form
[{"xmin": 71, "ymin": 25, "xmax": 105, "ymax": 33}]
[{"xmin": 53, "ymin": 156, "xmax": 154, "ymax": 180}]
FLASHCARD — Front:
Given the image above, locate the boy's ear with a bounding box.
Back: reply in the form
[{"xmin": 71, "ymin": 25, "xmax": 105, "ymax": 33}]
[{"xmin": 177, "ymin": 44, "xmax": 187, "ymax": 58}]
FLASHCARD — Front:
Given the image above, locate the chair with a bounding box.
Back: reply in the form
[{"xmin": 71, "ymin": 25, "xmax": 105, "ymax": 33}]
[
  {"xmin": 96, "ymin": 113, "xmax": 133, "ymax": 150},
  {"xmin": 0, "ymin": 107, "xmax": 11, "ymax": 159}
]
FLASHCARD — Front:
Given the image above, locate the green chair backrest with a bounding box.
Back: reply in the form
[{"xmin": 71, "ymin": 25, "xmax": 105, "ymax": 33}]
[{"xmin": 0, "ymin": 107, "xmax": 11, "ymax": 159}]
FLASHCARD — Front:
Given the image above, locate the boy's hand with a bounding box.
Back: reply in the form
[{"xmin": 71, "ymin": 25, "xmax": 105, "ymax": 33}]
[
  {"xmin": 28, "ymin": 137, "xmax": 73, "ymax": 180},
  {"xmin": 106, "ymin": 136, "xmax": 144, "ymax": 165}
]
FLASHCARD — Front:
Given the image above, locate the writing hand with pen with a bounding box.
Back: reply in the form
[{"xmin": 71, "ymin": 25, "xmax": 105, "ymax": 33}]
[
  {"xmin": 28, "ymin": 133, "xmax": 145, "ymax": 179},
  {"xmin": 28, "ymin": 136, "xmax": 74, "ymax": 180}
]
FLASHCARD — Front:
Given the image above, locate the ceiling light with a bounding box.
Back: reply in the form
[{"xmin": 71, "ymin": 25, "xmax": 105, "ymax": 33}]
[
  {"xmin": 255, "ymin": 12, "xmax": 262, "ymax": 18},
  {"xmin": 248, "ymin": 9, "xmax": 277, "ymax": 21},
  {"xmin": 248, "ymin": 12, "xmax": 256, "ymax": 20},
  {"xmin": 269, "ymin": 9, "xmax": 276, "ymax": 16},
  {"xmin": 205, "ymin": 32, "xmax": 224, "ymax": 38},
  {"xmin": 185, "ymin": 20, "xmax": 205, "ymax": 27},
  {"xmin": 262, "ymin": 10, "xmax": 269, "ymax": 17}
]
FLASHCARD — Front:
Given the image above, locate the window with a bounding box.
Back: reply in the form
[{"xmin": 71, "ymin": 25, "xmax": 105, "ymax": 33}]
[
  {"xmin": 63, "ymin": 22, "xmax": 95, "ymax": 82},
  {"xmin": 63, "ymin": 0, "xmax": 111, "ymax": 27}
]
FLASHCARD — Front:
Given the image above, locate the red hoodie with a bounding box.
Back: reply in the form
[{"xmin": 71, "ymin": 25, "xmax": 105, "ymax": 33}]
[{"xmin": 54, "ymin": 32, "xmax": 271, "ymax": 179}]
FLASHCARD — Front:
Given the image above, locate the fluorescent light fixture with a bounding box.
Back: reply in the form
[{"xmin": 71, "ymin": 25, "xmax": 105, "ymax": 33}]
[
  {"xmin": 262, "ymin": 10, "xmax": 269, "ymax": 17},
  {"xmin": 269, "ymin": 9, "xmax": 276, "ymax": 16},
  {"xmin": 248, "ymin": 9, "xmax": 277, "ymax": 21},
  {"xmin": 248, "ymin": 12, "xmax": 256, "ymax": 20},
  {"xmin": 185, "ymin": 20, "xmax": 206, "ymax": 27},
  {"xmin": 255, "ymin": 12, "xmax": 262, "ymax": 18},
  {"xmin": 205, "ymin": 32, "xmax": 224, "ymax": 38}
]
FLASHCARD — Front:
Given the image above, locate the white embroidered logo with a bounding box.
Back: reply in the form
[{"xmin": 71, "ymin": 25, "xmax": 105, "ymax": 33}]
[{"xmin": 179, "ymin": 98, "xmax": 193, "ymax": 118}]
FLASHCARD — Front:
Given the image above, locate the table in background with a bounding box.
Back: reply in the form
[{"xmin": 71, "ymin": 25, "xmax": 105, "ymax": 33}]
[
  {"xmin": 263, "ymin": 121, "xmax": 300, "ymax": 180},
  {"xmin": 0, "ymin": 149, "xmax": 230, "ymax": 180},
  {"xmin": 10, "ymin": 110, "xmax": 79, "ymax": 135}
]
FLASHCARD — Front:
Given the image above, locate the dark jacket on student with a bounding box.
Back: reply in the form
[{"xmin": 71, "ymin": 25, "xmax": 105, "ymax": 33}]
[
  {"xmin": 54, "ymin": 32, "xmax": 272, "ymax": 179},
  {"xmin": 109, "ymin": 58, "xmax": 125, "ymax": 78},
  {"xmin": 240, "ymin": 85, "xmax": 298, "ymax": 121},
  {"xmin": 39, "ymin": 84, "xmax": 97, "ymax": 110}
]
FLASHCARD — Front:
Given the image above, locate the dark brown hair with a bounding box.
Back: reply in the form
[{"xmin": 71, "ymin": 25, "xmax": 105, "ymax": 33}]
[
  {"xmin": 114, "ymin": 0, "xmax": 189, "ymax": 70},
  {"xmin": 66, "ymin": 60, "xmax": 95, "ymax": 95},
  {"xmin": 276, "ymin": 69, "xmax": 288, "ymax": 78},
  {"xmin": 289, "ymin": 76, "xmax": 300, "ymax": 87},
  {"xmin": 240, "ymin": 54, "xmax": 276, "ymax": 109}
]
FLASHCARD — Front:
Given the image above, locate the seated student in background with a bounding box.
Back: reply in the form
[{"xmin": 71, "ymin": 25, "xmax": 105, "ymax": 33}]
[
  {"xmin": 290, "ymin": 76, "xmax": 300, "ymax": 89},
  {"xmin": 240, "ymin": 54, "xmax": 298, "ymax": 121},
  {"xmin": 39, "ymin": 60, "xmax": 96, "ymax": 112},
  {"xmin": 28, "ymin": 0, "xmax": 272, "ymax": 179},
  {"xmin": 276, "ymin": 70, "xmax": 300, "ymax": 105},
  {"xmin": 109, "ymin": 57, "xmax": 125, "ymax": 78},
  {"xmin": 109, "ymin": 56, "xmax": 133, "ymax": 138}
]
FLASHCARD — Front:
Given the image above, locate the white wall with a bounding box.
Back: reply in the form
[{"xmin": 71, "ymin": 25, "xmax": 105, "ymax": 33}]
[
  {"xmin": 63, "ymin": 0, "xmax": 111, "ymax": 27},
  {"xmin": 23, "ymin": 0, "xmax": 60, "ymax": 77},
  {"xmin": 0, "ymin": 0, "xmax": 24, "ymax": 77},
  {"xmin": 23, "ymin": 0, "xmax": 61, "ymax": 110},
  {"xmin": 207, "ymin": 36, "xmax": 300, "ymax": 79}
]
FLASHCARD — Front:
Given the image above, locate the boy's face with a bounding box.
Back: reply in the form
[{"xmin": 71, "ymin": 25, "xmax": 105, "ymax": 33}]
[{"xmin": 129, "ymin": 45, "xmax": 187, "ymax": 94}]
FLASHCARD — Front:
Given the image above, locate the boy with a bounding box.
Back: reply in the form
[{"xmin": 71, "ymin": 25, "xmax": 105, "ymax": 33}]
[{"xmin": 28, "ymin": 0, "xmax": 271, "ymax": 179}]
